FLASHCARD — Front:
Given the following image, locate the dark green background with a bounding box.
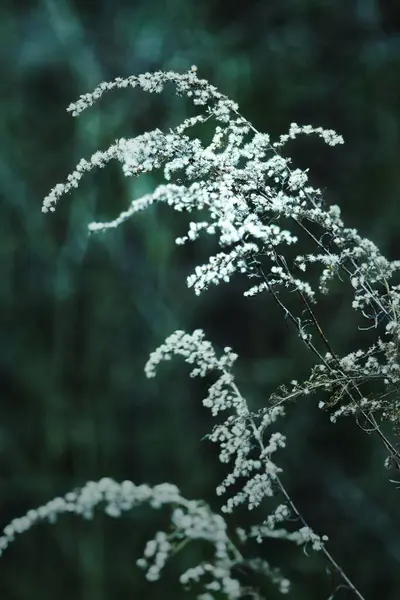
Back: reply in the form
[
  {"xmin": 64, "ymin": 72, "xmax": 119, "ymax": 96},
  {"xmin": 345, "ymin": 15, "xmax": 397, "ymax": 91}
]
[{"xmin": 1, "ymin": 1, "xmax": 400, "ymax": 598}]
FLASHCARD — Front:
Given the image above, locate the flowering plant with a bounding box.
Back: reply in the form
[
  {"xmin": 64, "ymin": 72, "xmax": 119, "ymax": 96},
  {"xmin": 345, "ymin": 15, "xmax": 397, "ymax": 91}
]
[{"xmin": 4, "ymin": 66, "xmax": 400, "ymax": 599}]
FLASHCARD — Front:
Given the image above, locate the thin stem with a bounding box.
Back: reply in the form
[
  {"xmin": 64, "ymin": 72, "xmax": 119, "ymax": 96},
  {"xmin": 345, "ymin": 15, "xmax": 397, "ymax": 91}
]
[
  {"xmin": 229, "ymin": 379, "xmax": 367, "ymax": 600},
  {"xmin": 275, "ymin": 476, "xmax": 367, "ymax": 600}
]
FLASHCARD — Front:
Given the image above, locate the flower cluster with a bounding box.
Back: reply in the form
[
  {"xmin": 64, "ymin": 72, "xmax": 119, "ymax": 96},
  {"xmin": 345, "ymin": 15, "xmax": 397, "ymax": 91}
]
[
  {"xmin": 145, "ymin": 329, "xmax": 328, "ymax": 567},
  {"xmin": 145, "ymin": 330, "xmax": 286, "ymax": 511},
  {"xmin": 41, "ymin": 69, "xmax": 400, "ymax": 394},
  {"xmin": 0, "ymin": 478, "xmax": 248, "ymax": 599},
  {"xmin": 41, "ymin": 67, "xmax": 344, "ymax": 305},
  {"xmin": 0, "ymin": 473, "xmax": 297, "ymax": 598}
]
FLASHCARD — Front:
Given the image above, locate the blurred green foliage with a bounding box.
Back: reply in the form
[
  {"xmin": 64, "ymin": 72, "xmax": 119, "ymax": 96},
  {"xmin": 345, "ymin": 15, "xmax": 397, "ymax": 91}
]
[{"xmin": 1, "ymin": 0, "xmax": 400, "ymax": 598}]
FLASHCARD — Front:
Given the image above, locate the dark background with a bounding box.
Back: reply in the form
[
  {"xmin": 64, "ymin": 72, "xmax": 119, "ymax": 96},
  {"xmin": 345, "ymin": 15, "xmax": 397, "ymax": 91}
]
[{"xmin": 1, "ymin": 1, "xmax": 400, "ymax": 598}]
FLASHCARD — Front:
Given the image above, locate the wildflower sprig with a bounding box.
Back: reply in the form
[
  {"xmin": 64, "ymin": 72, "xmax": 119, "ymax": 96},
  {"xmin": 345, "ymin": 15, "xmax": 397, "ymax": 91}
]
[
  {"xmin": 41, "ymin": 70, "xmax": 400, "ymax": 436},
  {"xmin": 0, "ymin": 477, "xmax": 268, "ymax": 599},
  {"xmin": 145, "ymin": 329, "xmax": 366, "ymax": 600},
  {"xmin": 31, "ymin": 66, "xmax": 400, "ymax": 598},
  {"xmin": 0, "ymin": 472, "xmax": 294, "ymax": 598},
  {"xmin": 146, "ymin": 329, "xmax": 288, "ymax": 514}
]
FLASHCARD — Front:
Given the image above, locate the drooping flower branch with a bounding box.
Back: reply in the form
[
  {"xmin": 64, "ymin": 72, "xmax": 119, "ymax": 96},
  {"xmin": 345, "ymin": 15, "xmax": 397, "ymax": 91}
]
[
  {"xmin": 145, "ymin": 329, "xmax": 366, "ymax": 600},
  {"xmin": 29, "ymin": 66, "xmax": 400, "ymax": 598},
  {"xmin": 42, "ymin": 67, "xmax": 400, "ymax": 460}
]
